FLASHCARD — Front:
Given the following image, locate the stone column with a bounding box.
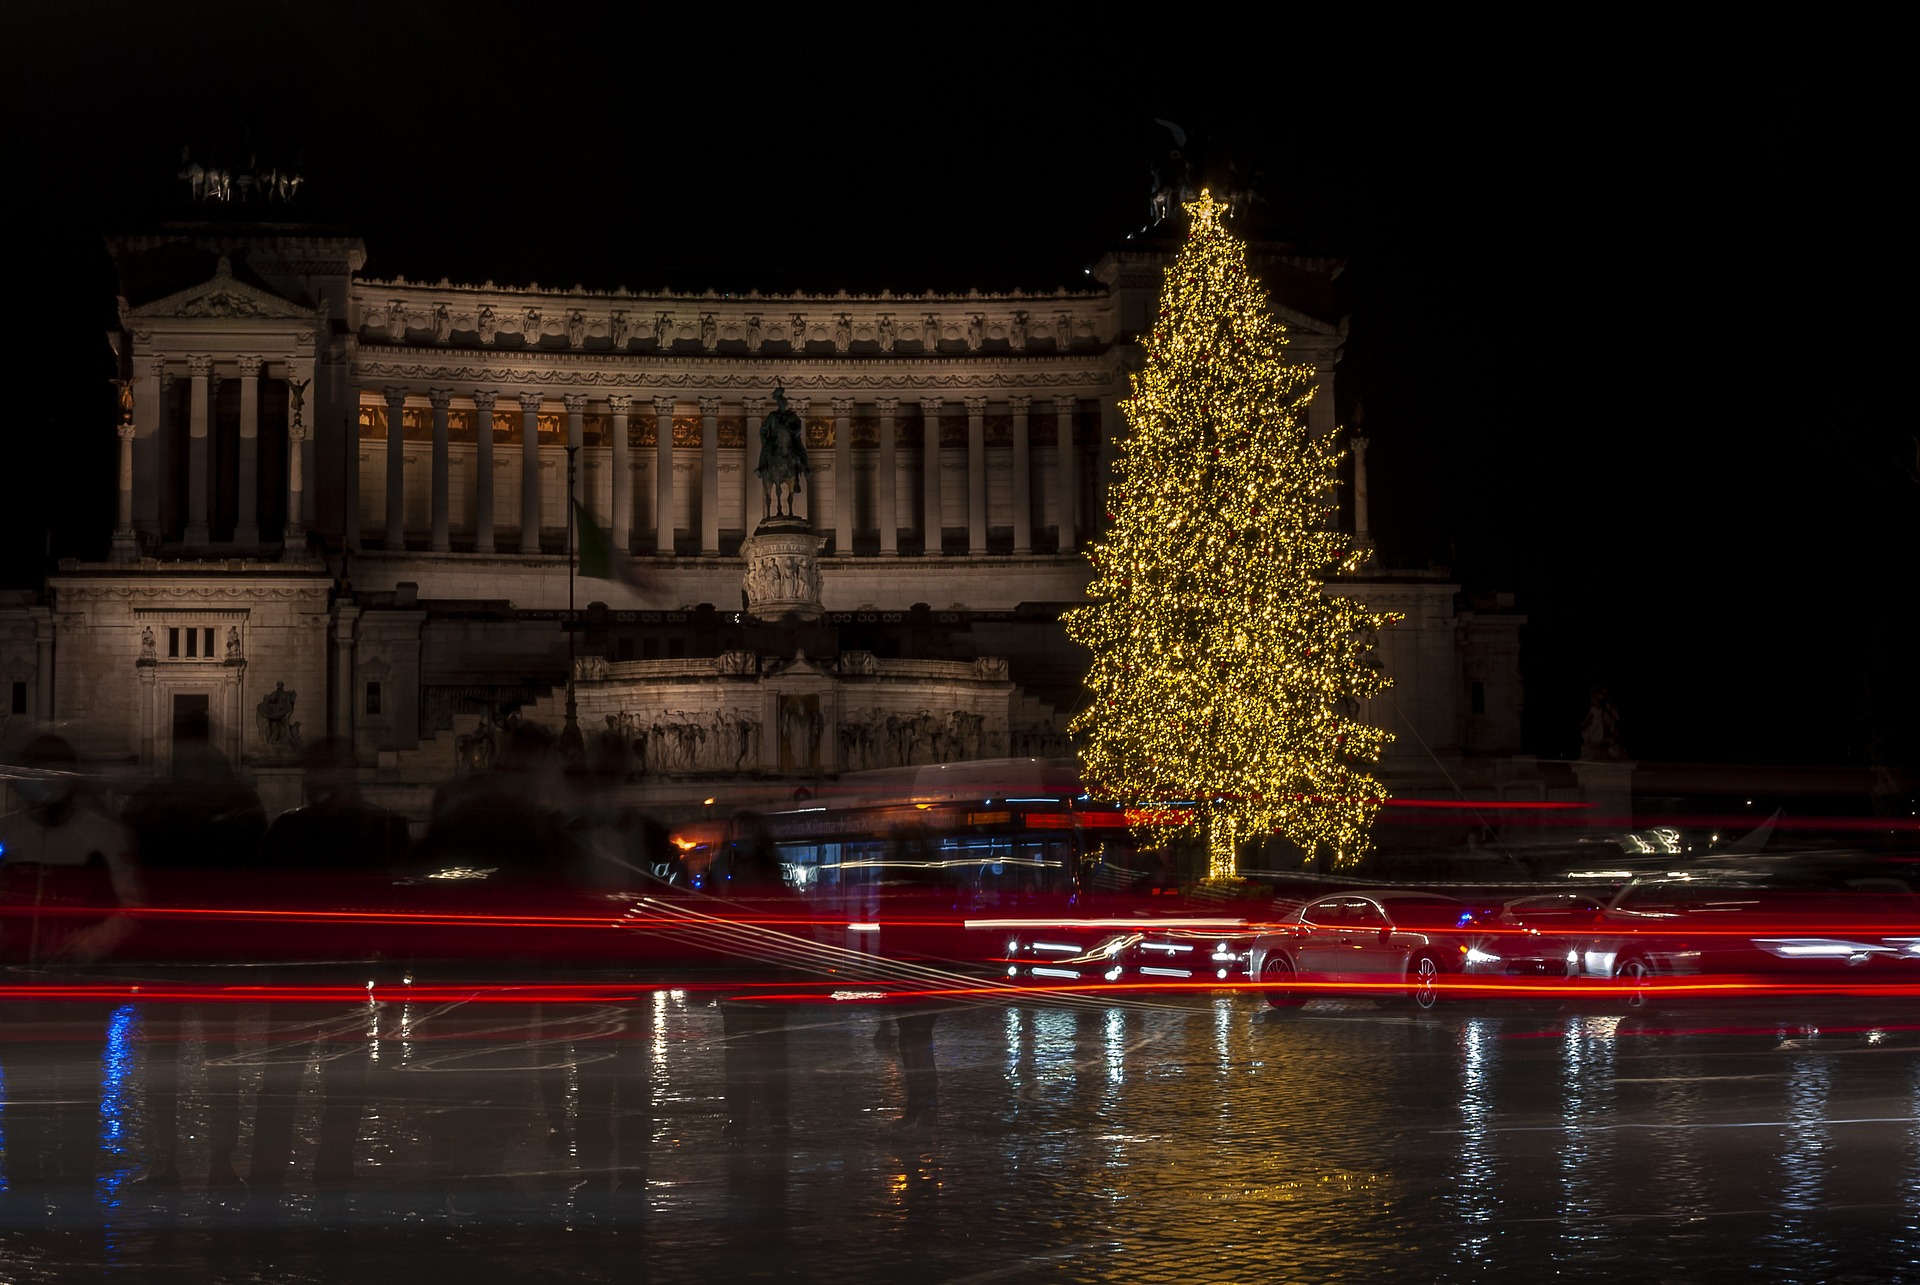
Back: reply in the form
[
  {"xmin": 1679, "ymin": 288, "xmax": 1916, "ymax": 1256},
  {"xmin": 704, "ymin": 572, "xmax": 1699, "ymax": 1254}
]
[
  {"xmin": 235, "ymin": 356, "xmax": 261, "ymax": 544},
  {"xmin": 965, "ymin": 397, "xmax": 988, "ymax": 554},
  {"xmin": 787, "ymin": 394, "xmax": 811, "ymax": 524},
  {"xmin": 331, "ymin": 605, "xmax": 359, "ymax": 740},
  {"xmin": 1308, "ymin": 361, "xmax": 1336, "ymax": 440},
  {"xmin": 429, "ymin": 387, "xmax": 453, "ymax": 551},
  {"xmin": 185, "ymin": 355, "xmax": 213, "ymax": 545},
  {"xmin": 110, "ymin": 419, "xmax": 137, "ymax": 561},
  {"xmin": 1351, "ymin": 434, "xmax": 1374, "ymax": 551},
  {"xmin": 1097, "ymin": 394, "xmax": 1121, "ymax": 538},
  {"xmin": 472, "ymin": 389, "xmax": 497, "ymax": 552},
  {"xmin": 1009, "ymin": 394, "xmax": 1032, "ymax": 555},
  {"xmin": 699, "ymin": 397, "xmax": 721, "ymax": 555},
  {"xmin": 384, "ymin": 386, "xmax": 408, "ymax": 550},
  {"xmin": 608, "ymin": 393, "xmax": 631, "ymax": 552},
  {"xmin": 563, "ymin": 394, "xmax": 587, "ymax": 540},
  {"xmin": 34, "ymin": 620, "xmax": 52, "ymax": 727},
  {"xmin": 832, "ymin": 396, "xmax": 854, "ymax": 554},
  {"xmin": 653, "ymin": 395, "xmax": 675, "ymax": 554},
  {"xmin": 874, "ymin": 397, "xmax": 898, "ymax": 554},
  {"xmin": 743, "ymin": 395, "xmax": 768, "ymax": 530},
  {"xmin": 919, "ymin": 396, "xmax": 943, "ymax": 554},
  {"xmin": 1052, "ymin": 394, "xmax": 1077, "ymax": 553},
  {"xmin": 518, "ymin": 391, "xmax": 543, "ymax": 553},
  {"xmin": 280, "ymin": 361, "xmax": 311, "ymax": 545},
  {"xmin": 134, "ymin": 355, "xmax": 167, "ymax": 536},
  {"xmin": 343, "ymin": 390, "xmax": 361, "ymax": 550}
]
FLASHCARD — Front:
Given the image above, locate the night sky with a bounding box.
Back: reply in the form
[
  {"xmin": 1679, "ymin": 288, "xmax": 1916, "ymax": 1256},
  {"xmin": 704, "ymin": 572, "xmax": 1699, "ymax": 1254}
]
[{"xmin": 4, "ymin": 7, "xmax": 1906, "ymax": 773}]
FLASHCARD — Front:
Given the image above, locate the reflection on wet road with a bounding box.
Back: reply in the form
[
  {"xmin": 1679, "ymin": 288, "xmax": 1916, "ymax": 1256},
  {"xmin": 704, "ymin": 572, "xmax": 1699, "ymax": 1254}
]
[{"xmin": 7, "ymin": 991, "xmax": 1920, "ymax": 1282}]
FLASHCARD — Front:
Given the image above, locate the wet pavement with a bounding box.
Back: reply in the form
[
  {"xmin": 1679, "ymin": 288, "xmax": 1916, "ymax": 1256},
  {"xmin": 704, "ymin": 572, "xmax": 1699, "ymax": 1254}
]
[{"xmin": 7, "ymin": 986, "xmax": 1920, "ymax": 1282}]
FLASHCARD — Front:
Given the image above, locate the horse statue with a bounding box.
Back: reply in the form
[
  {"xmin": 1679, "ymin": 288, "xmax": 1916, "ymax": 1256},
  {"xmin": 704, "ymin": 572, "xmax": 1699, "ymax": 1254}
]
[{"xmin": 754, "ymin": 385, "xmax": 810, "ymax": 520}]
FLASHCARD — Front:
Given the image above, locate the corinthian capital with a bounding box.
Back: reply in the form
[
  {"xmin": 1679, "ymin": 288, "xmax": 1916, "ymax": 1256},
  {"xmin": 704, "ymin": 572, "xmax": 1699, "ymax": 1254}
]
[{"xmin": 831, "ymin": 397, "xmax": 855, "ymax": 417}]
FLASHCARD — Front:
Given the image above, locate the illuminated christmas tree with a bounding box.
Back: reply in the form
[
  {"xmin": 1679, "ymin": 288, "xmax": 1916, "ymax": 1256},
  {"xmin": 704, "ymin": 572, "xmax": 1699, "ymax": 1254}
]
[{"xmin": 1064, "ymin": 190, "xmax": 1396, "ymax": 879}]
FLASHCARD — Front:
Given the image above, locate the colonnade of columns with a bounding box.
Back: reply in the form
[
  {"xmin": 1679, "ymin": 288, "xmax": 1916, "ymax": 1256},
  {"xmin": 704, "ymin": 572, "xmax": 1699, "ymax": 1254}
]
[
  {"xmin": 348, "ymin": 387, "xmax": 1100, "ymax": 558},
  {"xmin": 116, "ymin": 352, "xmax": 314, "ymax": 560}
]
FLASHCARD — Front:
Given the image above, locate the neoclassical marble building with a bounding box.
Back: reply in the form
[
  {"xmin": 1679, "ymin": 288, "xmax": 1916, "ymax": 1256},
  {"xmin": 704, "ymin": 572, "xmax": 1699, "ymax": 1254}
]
[{"xmin": 0, "ymin": 215, "xmax": 1533, "ymax": 825}]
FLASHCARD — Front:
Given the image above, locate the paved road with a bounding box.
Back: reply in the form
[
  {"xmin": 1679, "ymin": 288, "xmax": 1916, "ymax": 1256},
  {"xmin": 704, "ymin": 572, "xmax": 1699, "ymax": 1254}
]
[{"xmin": 6, "ymin": 986, "xmax": 1920, "ymax": 1282}]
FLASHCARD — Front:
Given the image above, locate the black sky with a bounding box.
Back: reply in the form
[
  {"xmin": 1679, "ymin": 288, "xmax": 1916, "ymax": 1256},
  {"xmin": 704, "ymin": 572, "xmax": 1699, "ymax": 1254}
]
[{"xmin": 3, "ymin": 6, "xmax": 1907, "ymax": 770}]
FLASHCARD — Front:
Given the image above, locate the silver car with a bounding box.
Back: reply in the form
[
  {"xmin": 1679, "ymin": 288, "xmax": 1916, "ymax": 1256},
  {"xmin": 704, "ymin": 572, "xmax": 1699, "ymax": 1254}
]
[{"xmin": 1247, "ymin": 891, "xmax": 1478, "ymax": 1011}]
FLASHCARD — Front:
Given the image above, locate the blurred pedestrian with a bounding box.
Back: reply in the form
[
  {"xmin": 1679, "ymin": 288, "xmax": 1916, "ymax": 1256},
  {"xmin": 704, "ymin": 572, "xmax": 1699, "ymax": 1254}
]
[
  {"xmin": 0, "ymin": 735, "xmax": 142, "ymax": 1210},
  {"xmin": 121, "ymin": 716, "xmax": 266, "ymax": 1193},
  {"xmin": 717, "ymin": 812, "xmax": 796, "ymax": 1140},
  {"xmin": 247, "ymin": 737, "xmax": 410, "ymax": 1201}
]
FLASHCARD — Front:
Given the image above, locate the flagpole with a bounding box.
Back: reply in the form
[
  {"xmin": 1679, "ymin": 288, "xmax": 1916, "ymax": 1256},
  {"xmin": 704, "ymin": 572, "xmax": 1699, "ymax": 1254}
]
[{"xmin": 560, "ymin": 443, "xmax": 583, "ymax": 764}]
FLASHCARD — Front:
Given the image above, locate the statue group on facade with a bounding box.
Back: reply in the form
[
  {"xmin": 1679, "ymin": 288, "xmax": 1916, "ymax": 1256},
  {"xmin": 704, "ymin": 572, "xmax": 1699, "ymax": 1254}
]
[
  {"xmin": 743, "ymin": 553, "xmax": 820, "ymax": 604},
  {"xmin": 178, "ymin": 149, "xmax": 302, "ymax": 204},
  {"xmin": 836, "ymin": 707, "xmax": 997, "ymax": 773},
  {"xmin": 599, "ymin": 708, "xmax": 762, "ymax": 778}
]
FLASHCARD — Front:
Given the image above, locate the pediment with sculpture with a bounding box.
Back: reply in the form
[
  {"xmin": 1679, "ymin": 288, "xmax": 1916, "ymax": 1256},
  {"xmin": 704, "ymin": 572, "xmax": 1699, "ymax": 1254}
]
[{"xmin": 125, "ymin": 257, "xmax": 317, "ymax": 324}]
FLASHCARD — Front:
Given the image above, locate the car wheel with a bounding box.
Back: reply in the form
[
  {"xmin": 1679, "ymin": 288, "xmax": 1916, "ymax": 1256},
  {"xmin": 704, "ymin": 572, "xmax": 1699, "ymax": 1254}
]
[
  {"xmin": 1259, "ymin": 953, "xmax": 1303, "ymax": 1010},
  {"xmin": 1409, "ymin": 952, "xmax": 1447, "ymax": 1010},
  {"xmin": 1613, "ymin": 955, "xmax": 1655, "ymax": 1010}
]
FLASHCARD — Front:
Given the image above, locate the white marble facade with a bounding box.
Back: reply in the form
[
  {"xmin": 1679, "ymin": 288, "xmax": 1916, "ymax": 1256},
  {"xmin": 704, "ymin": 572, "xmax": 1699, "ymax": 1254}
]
[{"xmin": 0, "ymin": 221, "xmax": 1527, "ymax": 818}]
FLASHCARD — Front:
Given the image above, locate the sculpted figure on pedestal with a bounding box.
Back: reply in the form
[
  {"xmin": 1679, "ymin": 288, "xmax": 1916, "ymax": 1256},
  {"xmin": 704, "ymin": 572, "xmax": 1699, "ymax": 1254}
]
[
  {"xmin": 746, "ymin": 315, "xmax": 763, "ymax": 351},
  {"xmin": 655, "ymin": 312, "xmax": 673, "ymax": 347},
  {"xmin": 433, "ymin": 304, "xmax": 452, "ymax": 342},
  {"xmin": 225, "ymin": 627, "xmax": 242, "ymax": 661},
  {"xmin": 568, "ymin": 311, "xmax": 587, "ymax": 347},
  {"xmin": 701, "ymin": 314, "xmax": 718, "ymax": 350},
  {"xmin": 966, "ymin": 315, "xmax": 984, "ymax": 351},
  {"xmin": 833, "ymin": 315, "xmax": 851, "ymax": 350},
  {"xmin": 610, "ymin": 312, "xmax": 630, "ymax": 347},
  {"xmin": 139, "ymin": 626, "xmax": 157, "ymax": 663},
  {"xmin": 257, "ymin": 682, "xmax": 300, "ymax": 753},
  {"xmin": 477, "ymin": 306, "xmax": 498, "ymax": 344},
  {"xmin": 754, "ymin": 387, "xmax": 811, "ymax": 520},
  {"xmin": 922, "ymin": 315, "xmax": 939, "ymax": 348},
  {"xmin": 877, "ymin": 315, "xmax": 894, "ymax": 352}
]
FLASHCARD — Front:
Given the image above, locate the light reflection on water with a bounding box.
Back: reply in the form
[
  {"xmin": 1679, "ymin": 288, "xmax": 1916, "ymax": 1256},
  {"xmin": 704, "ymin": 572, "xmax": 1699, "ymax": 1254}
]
[
  {"xmin": 96, "ymin": 1003, "xmax": 139, "ymax": 1212},
  {"xmin": 1451, "ymin": 1017, "xmax": 1495, "ymax": 1271},
  {"xmin": 4, "ymin": 998, "xmax": 1919, "ymax": 1281}
]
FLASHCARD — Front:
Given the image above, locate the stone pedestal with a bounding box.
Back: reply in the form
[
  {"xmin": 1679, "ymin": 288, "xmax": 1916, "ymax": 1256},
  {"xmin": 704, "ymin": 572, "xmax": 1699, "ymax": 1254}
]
[
  {"xmin": 252, "ymin": 765, "xmax": 306, "ymax": 823},
  {"xmin": 1572, "ymin": 758, "xmax": 1636, "ymax": 831},
  {"xmin": 742, "ymin": 516, "xmax": 826, "ymax": 622}
]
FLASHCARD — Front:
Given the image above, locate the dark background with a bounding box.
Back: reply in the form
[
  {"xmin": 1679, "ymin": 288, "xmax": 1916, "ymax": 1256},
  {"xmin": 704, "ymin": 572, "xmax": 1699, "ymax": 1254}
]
[{"xmin": 2, "ymin": 6, "xmax": 1906, "ymax": 772}]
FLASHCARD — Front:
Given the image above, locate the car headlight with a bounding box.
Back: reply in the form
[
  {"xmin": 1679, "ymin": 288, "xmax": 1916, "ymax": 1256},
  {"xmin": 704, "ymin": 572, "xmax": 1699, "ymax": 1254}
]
[{"xmin": 1463, "ymin": 946, "xmax": 1501, "ymax": 966}]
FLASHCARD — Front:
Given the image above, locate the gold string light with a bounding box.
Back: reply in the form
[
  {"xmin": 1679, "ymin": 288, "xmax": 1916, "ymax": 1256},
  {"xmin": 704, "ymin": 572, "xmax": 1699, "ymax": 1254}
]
[{"xmin": 1064, "ymin": 190, "xmax": 1397, "ymax": 879}]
